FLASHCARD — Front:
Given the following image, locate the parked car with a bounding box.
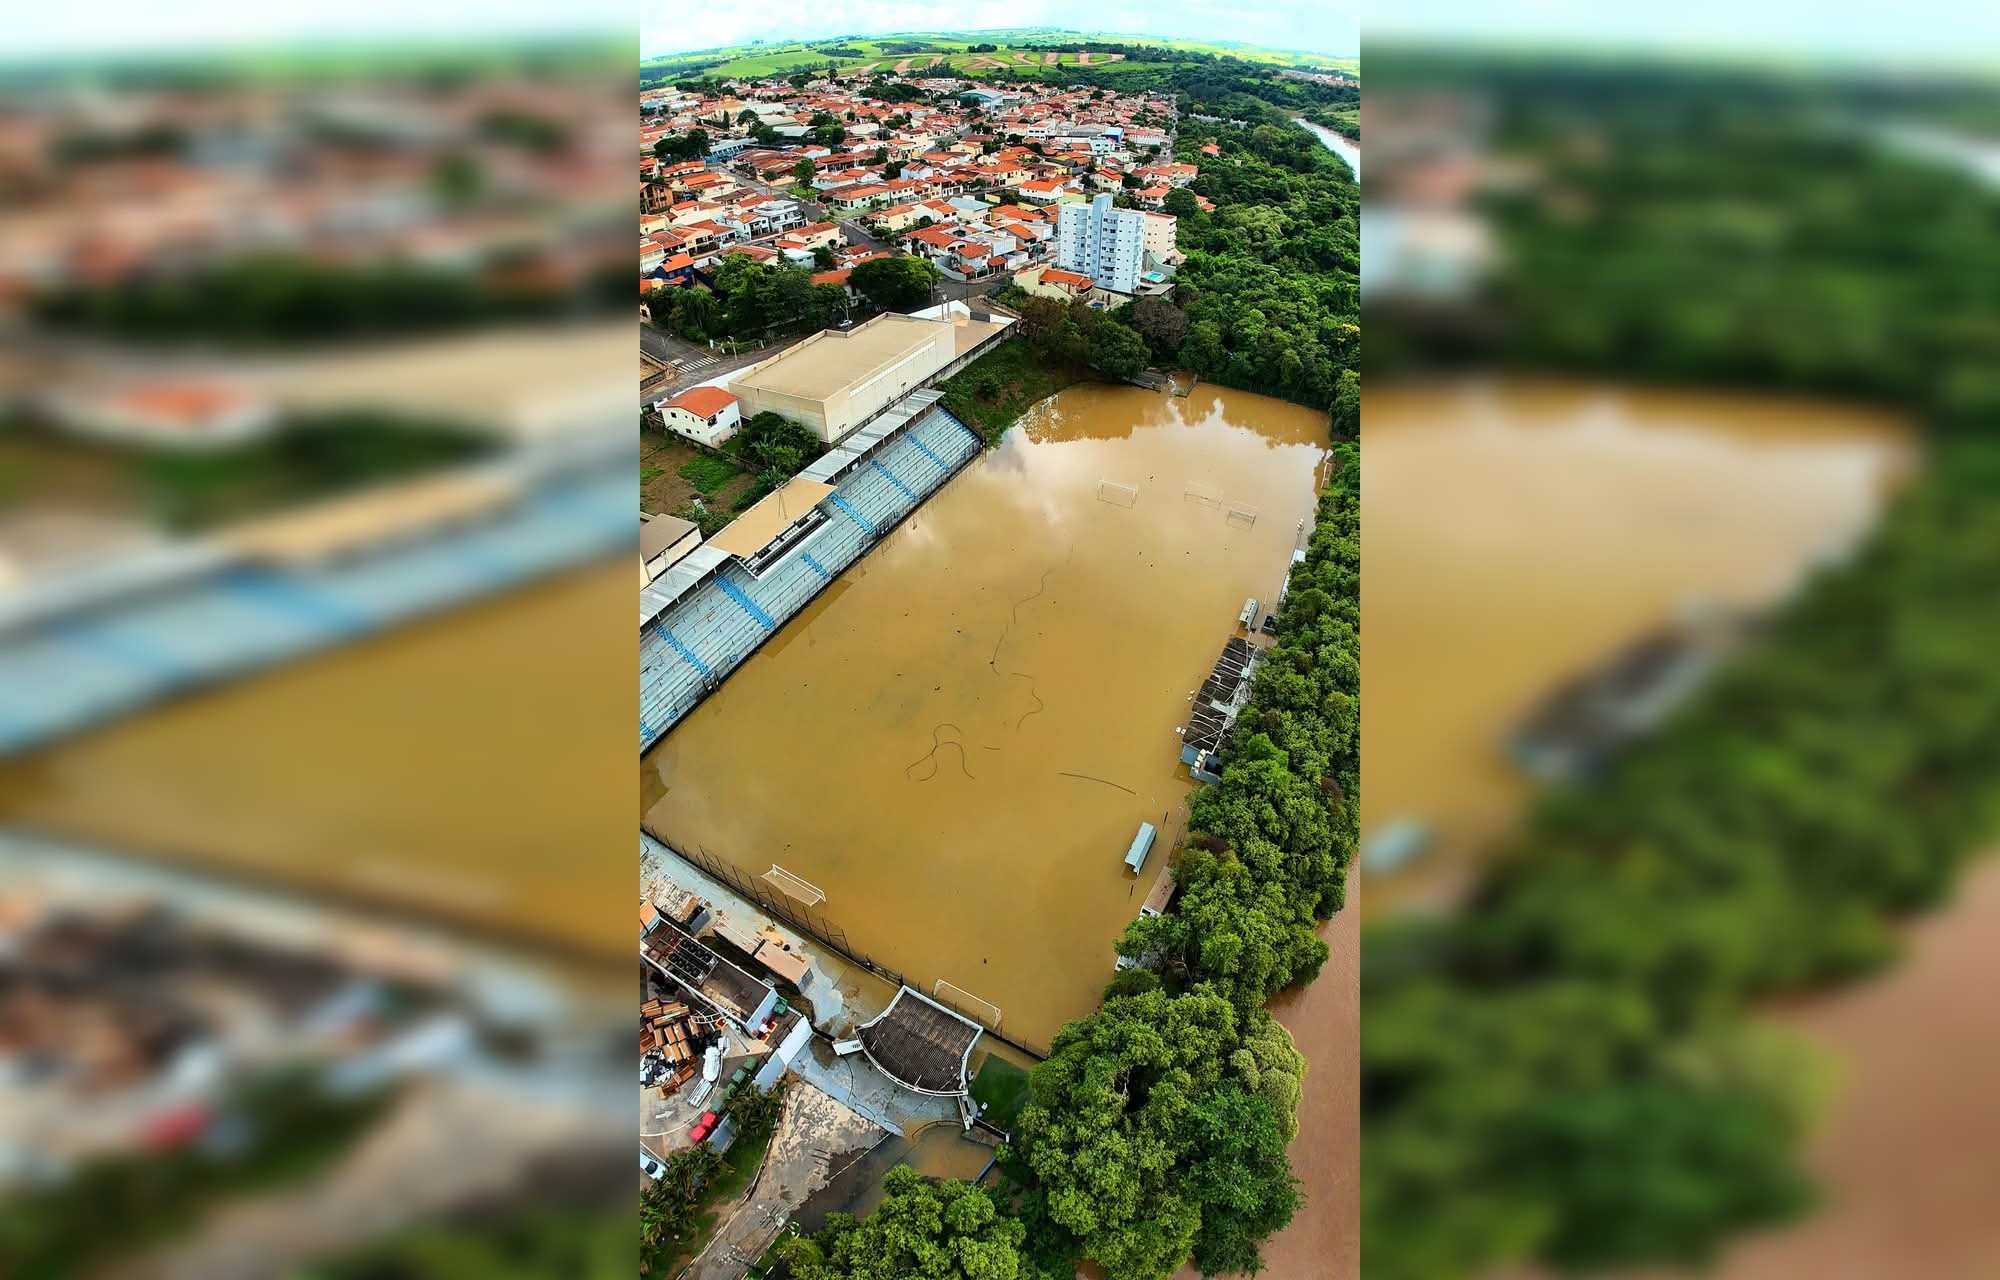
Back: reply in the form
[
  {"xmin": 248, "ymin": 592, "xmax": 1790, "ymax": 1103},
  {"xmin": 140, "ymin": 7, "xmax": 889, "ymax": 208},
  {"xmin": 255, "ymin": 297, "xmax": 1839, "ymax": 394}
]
[{"xmin": 640, "ymin": 1148, "xmax": 666, "ymax": 1179}]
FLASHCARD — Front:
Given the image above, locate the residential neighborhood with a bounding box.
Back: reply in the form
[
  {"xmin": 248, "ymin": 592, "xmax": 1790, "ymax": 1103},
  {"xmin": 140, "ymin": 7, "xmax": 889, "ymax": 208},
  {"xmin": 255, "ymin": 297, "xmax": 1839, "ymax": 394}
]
[{"xmin": 640, "ymin": 69, "xmax": 1202, "ymax": 330}]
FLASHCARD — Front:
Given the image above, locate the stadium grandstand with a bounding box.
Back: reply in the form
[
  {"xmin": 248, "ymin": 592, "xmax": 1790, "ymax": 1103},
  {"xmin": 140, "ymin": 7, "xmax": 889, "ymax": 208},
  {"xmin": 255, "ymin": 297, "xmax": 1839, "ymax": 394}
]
[{"xmin": 639, "ymin": 390, "xmax": 983, "ymax": 749}]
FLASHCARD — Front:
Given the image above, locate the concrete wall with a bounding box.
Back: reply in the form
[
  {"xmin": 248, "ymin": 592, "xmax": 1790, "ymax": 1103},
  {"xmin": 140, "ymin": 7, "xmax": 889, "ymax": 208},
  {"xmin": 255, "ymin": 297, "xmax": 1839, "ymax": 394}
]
[
  {"xmin": 830, "ymin": 330, "xmax": 953, "ymax": 440},
  {"xmin": 659, "ymin": 401, "xmax": 740, "ymax": 448},
  {"xmin": 732, "ymin": 384, "xmax": 833, "ymax": 440},
  {"xmin": 734, "ymin": 325, "xmax": 954, "ymax": 444}
]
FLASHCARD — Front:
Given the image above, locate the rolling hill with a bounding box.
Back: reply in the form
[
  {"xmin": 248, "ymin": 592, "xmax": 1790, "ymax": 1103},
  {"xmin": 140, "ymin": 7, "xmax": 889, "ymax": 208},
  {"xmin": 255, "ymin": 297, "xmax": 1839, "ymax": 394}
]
[{"xmin": 640, "ymin": 29, "xmax": 1356, "ymax": 82}]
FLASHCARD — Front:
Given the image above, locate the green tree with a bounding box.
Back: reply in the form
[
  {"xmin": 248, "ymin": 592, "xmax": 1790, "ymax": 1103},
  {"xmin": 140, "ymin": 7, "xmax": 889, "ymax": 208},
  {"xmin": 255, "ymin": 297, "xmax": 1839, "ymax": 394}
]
[
  {"xmin": 1331, "ymin": 367, "xmax": 1358, "ymax": 438},
  {"xmin": 1013, "ymin": 986, "xmax": 1296, "ymax": 1280},
  {"xmin": 793, "ymin": 157, "xmax": 817, "ymax": 184},
  {"xmin": 780, "ymin": 1166, "xmax": 1032, "ymax": 1280},
  {"xmin": 849, "ymin": 255, "xmax": 940, "ymax": 311},
  {"xmin": 1506, "ymin": 1080, "xmax": 1816, "ymax": 1272},
  {"xmin": 430, "ymin": 151, "xmax": 482, "ymax": 204},
  {"xmin": 735, "ymin": 411, "xmax": 824, "ymax": 475},
  {"xmin": 1087, "ymin": 318, "xmax": 1149, "ymax": 379},
  {"xmin": 1129, "ymin": 298, "xmax": 1189, "ymax": 357},
  {"xmin": 1179, "ymin": 320, "xmax": 1226, "ymax": 376},
  {"xmin": 1184, "ymin": 1084, "xmax": 1301, "ymax": 1276}
]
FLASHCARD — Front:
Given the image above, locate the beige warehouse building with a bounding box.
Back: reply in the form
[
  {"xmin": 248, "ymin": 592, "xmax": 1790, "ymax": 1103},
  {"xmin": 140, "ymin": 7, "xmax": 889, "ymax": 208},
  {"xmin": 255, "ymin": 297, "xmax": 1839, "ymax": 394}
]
[{"xmin": 728, "ymin": 313, "xmax": 956, "ymax": 444}]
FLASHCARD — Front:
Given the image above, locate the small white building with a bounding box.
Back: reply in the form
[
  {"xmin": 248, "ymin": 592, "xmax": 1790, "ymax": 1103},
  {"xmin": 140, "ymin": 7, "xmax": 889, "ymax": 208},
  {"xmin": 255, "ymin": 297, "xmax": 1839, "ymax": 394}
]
[
  {"xmin": 48, "ymin": 378, "xmax": 278, "ymax": 449},
  {"xmin": 655, "ymin": 385, "xmax": 741, "ymax": 447}
]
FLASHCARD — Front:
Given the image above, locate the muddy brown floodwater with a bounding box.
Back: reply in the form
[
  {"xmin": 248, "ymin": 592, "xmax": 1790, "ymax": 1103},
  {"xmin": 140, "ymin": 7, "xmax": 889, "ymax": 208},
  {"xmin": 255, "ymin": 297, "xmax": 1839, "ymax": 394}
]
[
  {"xmin": 1361, "ymin": 377, "xmax": 1945, "ymax": 1280},
  {"xmin": 0, "ymin": 562, "xmax": 634, "ymax": 962},
  {"xmin": 1362, "ymin": 377, "xmax": 1912, "ymax": 912},
  {"xmin": 642, "ymin": 383, "xmax": 1330, "ymax": 1050},
  {"xmin": 1690, "ymin": 854, "xmax": 2000, "ymax": 1280}
]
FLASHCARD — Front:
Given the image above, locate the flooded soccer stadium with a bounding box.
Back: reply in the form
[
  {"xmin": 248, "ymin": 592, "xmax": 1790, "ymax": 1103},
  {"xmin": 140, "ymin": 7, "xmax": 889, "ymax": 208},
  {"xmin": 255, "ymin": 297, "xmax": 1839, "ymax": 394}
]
[
  {"xmin": 0, "ymin": 562, "xmax": 634, "ymax": 961},
  {"xmin": 1361, "ymin": 377, "xmax": 1913, "ymax": 911},
  {"xmin": 641, "ymin": 382, "xmax": 1332, "ymax": 1049}
]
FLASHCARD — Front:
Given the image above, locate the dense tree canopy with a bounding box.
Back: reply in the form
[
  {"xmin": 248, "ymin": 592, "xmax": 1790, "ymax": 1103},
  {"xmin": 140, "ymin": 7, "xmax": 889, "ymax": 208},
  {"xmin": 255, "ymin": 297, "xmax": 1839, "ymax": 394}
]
[
  {"xmin": 781, "ymin": 1166, "xmax": 1035, "ymax": 1280},
  {"xmin": 1013, "ymin": 987, "xmax": 1299, "ymax": 1280},
  {"xmin": 849, "ymin": 254, "xmax": 940, "ymax": 311},
  {"xmin": 651, "ymin": 255, "xmax": 846, "ymax": 343},
  {"xmin": 1044, "ymin": 92, "xmax": 1363, "ymax": 412},
  {"xmin": 1361, "ymin": 59, "xmax": 2000, "ymax": 1280},
  {"xmin": 651, "ymin": 128, "xmax": 709, "ymax": 161}
]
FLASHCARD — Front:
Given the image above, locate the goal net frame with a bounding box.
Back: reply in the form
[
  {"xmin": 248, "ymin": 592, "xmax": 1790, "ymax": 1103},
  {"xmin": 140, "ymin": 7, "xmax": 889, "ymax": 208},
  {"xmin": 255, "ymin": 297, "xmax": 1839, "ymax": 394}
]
[
  {"xmin": 933, "ymin": 979, "xmax": 1003, "ymax": 1029},
  {"xmin": 1096, "ymin": 480, "xmax": 1139, "ymax": 508},
  {"xmin": 762, "ymin": 865, "xmax": 826, "ymax": 906}
]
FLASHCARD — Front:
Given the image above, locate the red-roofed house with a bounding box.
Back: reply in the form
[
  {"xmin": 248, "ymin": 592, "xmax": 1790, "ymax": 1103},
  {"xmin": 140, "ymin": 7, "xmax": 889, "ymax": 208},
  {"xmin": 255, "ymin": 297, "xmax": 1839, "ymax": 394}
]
[
  {"xmin": 1018, "ymin": 176, "xmax": 1074, "ymax": 204},
  {"xmin": 773, "ymin": 222, "xmax": 843, "ymax": 260},
  {"xmin": 656, "ymin": 385, "xmax": 741, "ymax": 447},
  {"xmin": 1014, "ymin": 264, "xmax": 1094, "ymax": 302}
]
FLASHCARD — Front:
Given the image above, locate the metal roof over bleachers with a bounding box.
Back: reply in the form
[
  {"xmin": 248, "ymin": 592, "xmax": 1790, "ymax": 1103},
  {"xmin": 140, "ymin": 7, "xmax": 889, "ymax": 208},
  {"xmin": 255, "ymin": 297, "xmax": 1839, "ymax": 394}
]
[
  {"xmin": 801, "ymin": 389, "xmax": 944, "ymax": 485},
  {"xmin": 1, "ymin": 458, "xmax": 630, "ymax": 756},
  {"xmin": 640, "ymin": 543, "xmax": 731, "ymax": 628},
  {"xmin": 857, "ymin": 985, "xmax": 983, "ymax": 1096}
]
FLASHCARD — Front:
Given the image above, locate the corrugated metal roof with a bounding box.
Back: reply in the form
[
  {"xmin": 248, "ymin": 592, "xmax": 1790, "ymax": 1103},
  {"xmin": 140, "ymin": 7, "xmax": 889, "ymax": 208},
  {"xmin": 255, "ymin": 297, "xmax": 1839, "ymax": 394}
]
[{"xmin": 640, "ymin": 543, "xmax": 731, "ymax": 626}]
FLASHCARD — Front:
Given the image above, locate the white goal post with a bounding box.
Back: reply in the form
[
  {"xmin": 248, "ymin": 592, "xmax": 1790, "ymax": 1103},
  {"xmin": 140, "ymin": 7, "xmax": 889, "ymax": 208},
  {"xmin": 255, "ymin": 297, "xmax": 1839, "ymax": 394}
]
[
  {"xmin": 762, "ymin": 865, "xmax": 826, "ymax": 906},
  {"xmin": 933, "ymin": 979, "xmax": 1003, "ymax": 1029},
  {"xmin": 1096, "ymin": 480, "xmax": 1139, "ymax": 508}
]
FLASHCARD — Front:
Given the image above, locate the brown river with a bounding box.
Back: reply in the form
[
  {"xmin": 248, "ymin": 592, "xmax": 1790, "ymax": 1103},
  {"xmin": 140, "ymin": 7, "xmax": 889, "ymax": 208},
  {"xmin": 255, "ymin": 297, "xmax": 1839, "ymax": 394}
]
[{"xmin": 643, "ymin": 382, "xmax": 1331, "ymax": 1050}]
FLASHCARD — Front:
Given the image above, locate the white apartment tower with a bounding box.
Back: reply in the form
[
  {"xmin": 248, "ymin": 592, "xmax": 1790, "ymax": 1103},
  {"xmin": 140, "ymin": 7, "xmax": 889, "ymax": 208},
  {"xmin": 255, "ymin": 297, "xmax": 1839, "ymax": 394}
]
[{"xmin": 1055, "ymin": 192, "xmax": 1145, "ymax": 295}]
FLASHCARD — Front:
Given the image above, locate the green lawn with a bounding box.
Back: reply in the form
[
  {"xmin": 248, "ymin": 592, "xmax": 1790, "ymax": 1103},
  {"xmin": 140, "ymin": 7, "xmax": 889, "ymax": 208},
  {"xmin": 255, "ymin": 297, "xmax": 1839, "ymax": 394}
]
[
  {"xmin": 937, "ymin": 337, "xmax": 1086, "ymax": 445},
  {"xmin": 678, "ymin": 454, "xmax": 742, "ymax": 496},
  {"xmin": 968, "ymin": 1054, "xmax": 1033, "ymax": 1134}
]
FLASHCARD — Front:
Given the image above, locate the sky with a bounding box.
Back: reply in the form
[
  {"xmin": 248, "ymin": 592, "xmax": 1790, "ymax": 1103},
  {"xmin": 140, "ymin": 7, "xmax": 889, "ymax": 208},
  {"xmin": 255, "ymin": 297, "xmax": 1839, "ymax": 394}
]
[
  {"xmin": 1374, "ymin": 0, "xmax": 2000, "ymax": 68},
  {"xmin": 639, "ymin": 1, "xmax": 1358, "ymax": 61},
  {"xmin": 6, "ymin": 1, "xmax": 1990, "ymax": 70},
  {"xmin": 0, "ymin": 1, "xmax": 630, "ymax": 60}
]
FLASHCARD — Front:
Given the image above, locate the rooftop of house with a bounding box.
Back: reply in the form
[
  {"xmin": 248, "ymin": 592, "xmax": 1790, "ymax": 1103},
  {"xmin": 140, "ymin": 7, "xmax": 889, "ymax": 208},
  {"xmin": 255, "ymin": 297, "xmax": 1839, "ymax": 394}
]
[{"xmin": 664, "ymin": 385, "xmax": 737, "ymax": 417}]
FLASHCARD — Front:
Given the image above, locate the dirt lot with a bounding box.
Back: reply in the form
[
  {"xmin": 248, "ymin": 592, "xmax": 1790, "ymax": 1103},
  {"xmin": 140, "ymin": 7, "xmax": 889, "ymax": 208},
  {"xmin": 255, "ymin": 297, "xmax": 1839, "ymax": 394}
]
[{"xmin": 642, "ymin": 430, "xmax": 758, "ymax": 518}]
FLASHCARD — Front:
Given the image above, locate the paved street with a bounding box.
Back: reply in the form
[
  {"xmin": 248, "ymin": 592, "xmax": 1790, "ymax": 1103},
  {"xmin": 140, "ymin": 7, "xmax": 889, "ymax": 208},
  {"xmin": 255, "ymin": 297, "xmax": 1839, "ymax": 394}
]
[
  {"xmin": 640, "ymin": 324, "xmax": 794, "ymax": 406},
  {"xmin": 836, "ymin": 218, "xmax": 893, "ymax": 254},
  {"xmin": 684, "ymin": 1084, "xmax": 884, "ymax": 1280}
]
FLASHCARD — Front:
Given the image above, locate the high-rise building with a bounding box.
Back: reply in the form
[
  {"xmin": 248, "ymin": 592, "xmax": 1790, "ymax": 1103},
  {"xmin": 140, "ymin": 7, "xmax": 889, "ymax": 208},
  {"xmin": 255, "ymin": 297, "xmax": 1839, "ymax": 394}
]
[{"xmin": 1055, "ymin": 193, "xmax": 1145, "ymax": 295}]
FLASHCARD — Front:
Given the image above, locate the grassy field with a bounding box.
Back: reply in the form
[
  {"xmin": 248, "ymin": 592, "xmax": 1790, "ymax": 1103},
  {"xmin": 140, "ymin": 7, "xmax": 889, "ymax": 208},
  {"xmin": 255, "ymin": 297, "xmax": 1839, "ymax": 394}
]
[
  {"xmin": 642, "ymin": 430, "xmax": 757, "ymax": 516},
  {"xmin": 642, "ymin": 28, "xmax": 1353, "ymax": 82},
  {"xmin": 968, "ymin": 1054, "xmax": 1033, "ymax": 1133},
  {"xmin": 678, "ymin": 453, "xmax": 742, "ymax": 496},
  {"xmin": 936, "ymin": 337, "xmax": 1087, "ymax": 446}
]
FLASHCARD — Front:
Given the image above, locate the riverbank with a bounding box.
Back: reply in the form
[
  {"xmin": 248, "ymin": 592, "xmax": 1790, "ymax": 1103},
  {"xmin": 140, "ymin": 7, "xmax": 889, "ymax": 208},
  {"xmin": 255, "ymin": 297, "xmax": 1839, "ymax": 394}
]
[{"xmin": 1296, "ymin": 116, "xmax": 1361, "ymax": 179}]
